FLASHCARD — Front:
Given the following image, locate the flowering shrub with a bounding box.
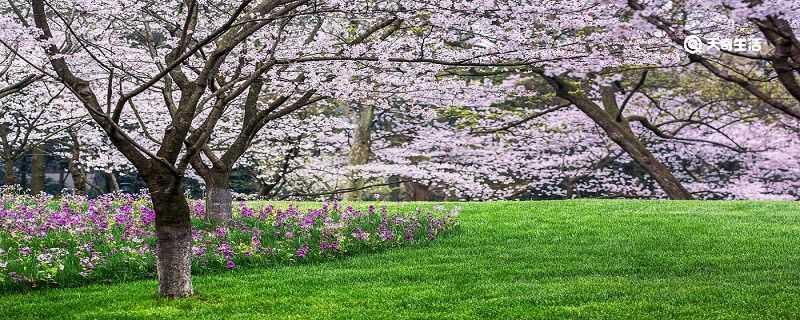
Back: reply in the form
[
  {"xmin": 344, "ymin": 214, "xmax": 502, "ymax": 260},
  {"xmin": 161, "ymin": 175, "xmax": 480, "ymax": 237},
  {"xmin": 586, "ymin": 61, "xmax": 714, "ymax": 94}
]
[{"xmin": 0, "ymin": 191, "xmax": 459, "ymax": 291}]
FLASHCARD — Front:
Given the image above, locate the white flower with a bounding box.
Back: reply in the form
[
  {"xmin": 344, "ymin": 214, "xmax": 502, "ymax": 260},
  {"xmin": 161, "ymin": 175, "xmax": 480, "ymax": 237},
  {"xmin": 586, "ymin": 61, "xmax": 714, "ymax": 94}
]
[
  {"xmin": 0, "ymin": 260, "xmax": 7, "ymax": 269},
  {"xmin": 37, "ymin": 253, "xmax": 53, "ymax": 264}
]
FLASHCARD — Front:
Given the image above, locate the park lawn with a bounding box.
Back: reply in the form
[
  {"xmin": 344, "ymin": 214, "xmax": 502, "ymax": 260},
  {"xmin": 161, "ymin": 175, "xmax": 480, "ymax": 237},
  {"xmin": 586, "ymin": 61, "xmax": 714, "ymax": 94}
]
[{"xmin": 2, "ymin": 200, "xmax": 800, "ymax": 319}]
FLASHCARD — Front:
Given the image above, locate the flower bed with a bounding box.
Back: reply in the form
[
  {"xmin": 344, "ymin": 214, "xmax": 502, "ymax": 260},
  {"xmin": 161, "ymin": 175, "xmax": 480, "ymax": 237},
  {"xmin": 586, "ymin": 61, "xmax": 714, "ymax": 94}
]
[{"xmin": 0, "ymin": 192, "xmax": 459, "ymax": 291}]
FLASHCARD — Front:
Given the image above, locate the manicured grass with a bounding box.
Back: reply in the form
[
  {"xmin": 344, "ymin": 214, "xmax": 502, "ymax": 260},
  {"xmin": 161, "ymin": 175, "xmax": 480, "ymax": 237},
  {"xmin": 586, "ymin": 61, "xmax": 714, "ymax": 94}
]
[{"xmin": 2, "ymin": 200, "xmax": 800, "ymax": 319}]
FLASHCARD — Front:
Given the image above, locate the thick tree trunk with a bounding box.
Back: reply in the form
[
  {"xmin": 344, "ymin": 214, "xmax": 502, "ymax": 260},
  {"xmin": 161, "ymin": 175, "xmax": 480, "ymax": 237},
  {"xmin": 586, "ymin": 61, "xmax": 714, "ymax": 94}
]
[
  {"xmin": 204, "ymin": 170, "xmax": 232, "ymax": 223},
  {"xmin": 603, "ymin": 126, "xmax": 693, "ymax": 199},
  {"xmin": 757, "ymin": 19, "xmax": 800, "ymax": 113},
  {"xmin": 3, "ymin": 160, "xmax": 16, "ymax": 186},
  {"xmin": 67, "ymin": 154, "xmax": 87, "ymax": 195},
  {"xmin": 549, "ymin": 80, "xmax": 693, "ymax": 200},
  {"xmin": 106, "ymin": 171, "xmax": 120, "ymax": 193},
  {"xmin": 575, "ymin": 96, "xmax": 692, "ymax": 199},
  {"xmin": 66, "ymin": 130, "xmax": 88, "ymax": 195},
  {"xmin": 403, "ymin": 181, "xmax": 433, "ymax": 201},
  {"xmin": 0, "ymin": 124, "xmax": 14, "ymax": 186},
  {"xmin": 346, "ymin": 104, "xmax": 375, "ymax": 201},
  {"xmin": 18, "ymin": 158, "xmax": 29, "ymax": 189},
  {"xmin": 68, "ymin": 163, "xmax": 87, "ymax": 195},
  {"xmin": 563, "ymin": 176, "xmax": 578, "ymax": 199},
  {"xmin": 146, "ymin": 166, "xmax": 193, "ymax": 298},
  {"xmin": 30, "ymin": 145, "xmax": 46, "ymax": 194}
]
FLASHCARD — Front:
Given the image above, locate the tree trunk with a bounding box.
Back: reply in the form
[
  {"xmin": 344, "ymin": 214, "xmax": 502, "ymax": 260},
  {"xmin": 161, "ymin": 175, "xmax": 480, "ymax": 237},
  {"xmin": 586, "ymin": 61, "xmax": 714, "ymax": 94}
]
[
  {"xmin": 548, "ymin": 80, "xmax": 693, "ymax": 200},
  {"xmin": 0, "ymin": 124, "xmax": 15, "ymax": 186},
  {"xmin": 614, "ymin": 137, "xmax": 694, "ymax": 199},
  {"xmin": 106, "ymin": 171, "xmax": 120, "ymax": 193},
  {"xmin": 67, "ymin": 133, "xmax": 87, "ymax": 195},
  {"xmin": 3, "ymin": 159, "xmax": 16, "ymax": 186},
  {"xmin": 30, "ymin": 145, "xmax": 46, "ymax": 194},
  {"xmin": 68, "ymin": 163, "xmax": 88, "ymax": 195},
  {"xmin": 576, "ymin": 95, "xmax": 692, "ymax": 199},
  {"xmin": 403, "ymin": 181, "xmax": 433, "ymax": 201},
  {"xmin": 346, "ymin": 104, "xmax": 375, "ymax": 201},
  {"xmin": 146, "ymin": 166, "xmax": 193, "ymax": 298},
  {"xmin": 18, "ymin": 158, "xmax": 29, "ymax": 189},
  {"xmin": 563, "ymin": 176, "xmax": 578, "ymax": 199},
  {"xmin": 204, "ymin": 170, "xmax": 232, "ymax": 223}
]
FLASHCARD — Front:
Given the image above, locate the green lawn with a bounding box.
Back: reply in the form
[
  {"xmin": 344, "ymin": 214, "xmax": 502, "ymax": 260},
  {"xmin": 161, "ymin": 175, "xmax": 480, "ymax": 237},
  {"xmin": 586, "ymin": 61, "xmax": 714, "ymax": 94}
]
[{"xmin": 2, "ymin": 200, "xmax": 800, "ymax": 319}]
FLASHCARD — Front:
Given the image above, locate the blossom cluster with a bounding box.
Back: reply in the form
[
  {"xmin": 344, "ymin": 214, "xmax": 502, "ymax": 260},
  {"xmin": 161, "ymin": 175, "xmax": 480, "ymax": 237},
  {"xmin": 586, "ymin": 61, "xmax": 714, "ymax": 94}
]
[{"xmin": 0, "ymin": 192, "xmax": 459, "ymax": 291}]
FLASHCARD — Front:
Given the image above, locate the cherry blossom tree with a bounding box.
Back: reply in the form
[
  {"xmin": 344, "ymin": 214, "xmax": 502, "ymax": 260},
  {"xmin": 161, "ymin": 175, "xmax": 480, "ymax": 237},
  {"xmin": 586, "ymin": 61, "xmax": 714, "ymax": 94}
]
[
  {"xmin": 624, "ymin": 0, "xmax": 800, "ymax": 121},
  {"xmin": 1, "ymin": 0, "xmax": 798, "ymax": 299},
  {"xmin": 10, "ymin": 0, "xmax": 337, "ymax": 297},
  {"xmin": 0, "ymin": 78, "xmax": 84, "ymax": 186}
]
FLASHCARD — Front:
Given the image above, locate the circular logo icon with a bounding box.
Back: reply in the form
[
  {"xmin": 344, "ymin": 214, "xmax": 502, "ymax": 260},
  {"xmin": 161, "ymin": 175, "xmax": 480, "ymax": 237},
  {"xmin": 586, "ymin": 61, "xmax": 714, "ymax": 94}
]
[{"xmin": 683, "ymin": 35, "xmax": 704, "ymax": 54}]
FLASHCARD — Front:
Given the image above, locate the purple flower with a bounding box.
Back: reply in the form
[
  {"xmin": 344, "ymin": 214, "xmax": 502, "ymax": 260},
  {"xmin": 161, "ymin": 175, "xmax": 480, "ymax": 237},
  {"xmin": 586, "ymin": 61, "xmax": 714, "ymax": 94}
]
[
  {"xmin": 295, "ymin": 244, "xmax": 309, "ymax": 259},
  {"xmin": 378, "ymin": 207, "xmax": 394, "ymax": 242},
  {"xmin": 426, "ymin": 214, "xmax": 440, "ymax": 240},
  {"xmin": 259, "ymin": 204, "xmax": 273, "ymax": 220},
  {"xmin": 251, "ymin": 231, "xmax": 262, "ymax": 251},
  {"xmin": 352, "ymin": 228, "xmax": 370, "ymax": 241},
  {"xmin": 320, "ymin": 241, "xmax": 340, "ymax": 252},
  {"xmin": 0, "ymin": 191, "xmax": 459, "ymax": 290},
  {"xmin": 192, "ymin": 246, "xmax": 206, "ymax": 256},
  {"xmin": 140, "ymin": 206, "xmax": 155, "ymax": 226},
  {"xmin": 300, "ymin": 211, "xmax": 319, "ymax": 231},
  {"xmin": 119, "ymin": 203, "xmax": 133, "ymax": 216},
  {"xmin": 214, "ymin": 226, "xmax": 227, "ymax": 238},
  {"xmin": 274, "ymin": 210, "xmax": 290, "ymax": 228},
  {"xmin": 114, "ymin": 212, "xmax": 131, "ymax": 226},
  {"xmin": 193, "ymin": 201, "xmax": 206, "ymax": 218},
  {"xmin": 379, "ymin": 225, "xmax": 394, "ymax": 242},
  {"xmin": 218, "ymin": 242, "xmax": 233, "ymax": 258},
  {"xmin": 404, "ymin": 226, "xmax": 416, "ymax": 241},
  {"xmin": 87, "ymin": 201, "xmax": 109, "ymax": 231},
  {"xmin": 239, "ymin": 201, "xmax": 254, "ymax": 218}
]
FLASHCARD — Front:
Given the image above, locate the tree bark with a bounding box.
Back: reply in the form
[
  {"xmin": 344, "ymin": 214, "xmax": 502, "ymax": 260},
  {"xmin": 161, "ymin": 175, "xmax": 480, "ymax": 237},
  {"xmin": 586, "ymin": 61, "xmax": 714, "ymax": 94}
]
[
  {"xmin": 547, "ymin": 79, "xmax": 693, "ymax": 200},
  {"xmin": 30, "ymin": 144, "xmax": 46, "ymax": 194},
  {"xmin": 346, "ymin": 104, "xmax": 375, "ymax": 201},
  {"xmin": 106, "ymin": 171, "xmax": 120, "ymax": 193},
  {"xmin": 146, "ymin": 165, "xmax": 193, "ymax": 298},
  {"xmin": 1, "ymin": 124, "xmax": 16, "ymax": 186},
  {"xmin": 3, "ymin": 160, "xmax": 16, "ymax": 186},
  {"xmin": 68, "ymin": 163, "xmax": 88, "ymax": 195},
  {"xmin": 563, "ymin": 176, "xmax": 578, "ymax": 199},
  {"xmin": 203, "ymin": 170, "xmax": 233, "ymax": 223},
  {"xmin": 403, "ymin": 181, "xmax": 433, "ymax": 201},
  {"xmin": 67, "ymin": 131, "xmax": 87, "ymax": 195},
  {"xmin": 600, "ymin": 122, "xmax": 693, "ymax": 199}
]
